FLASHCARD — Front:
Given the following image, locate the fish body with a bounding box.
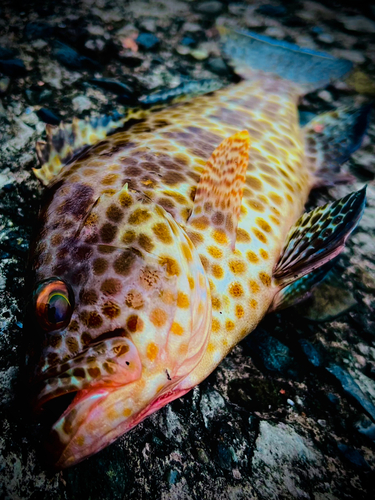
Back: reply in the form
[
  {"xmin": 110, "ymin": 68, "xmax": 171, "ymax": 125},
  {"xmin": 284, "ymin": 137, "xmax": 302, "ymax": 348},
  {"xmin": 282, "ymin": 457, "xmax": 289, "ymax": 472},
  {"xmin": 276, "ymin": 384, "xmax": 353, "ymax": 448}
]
[{"xmin": 29, "ymin": 29, "xmax": 367, "ymax": 468}]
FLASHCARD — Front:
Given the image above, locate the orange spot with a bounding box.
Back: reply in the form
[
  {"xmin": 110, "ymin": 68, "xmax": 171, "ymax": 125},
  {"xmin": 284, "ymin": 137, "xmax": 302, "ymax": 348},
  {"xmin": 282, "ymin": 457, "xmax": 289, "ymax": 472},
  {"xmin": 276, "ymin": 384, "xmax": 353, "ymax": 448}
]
[
  {"xmin": 235, "ymin": 304, "xmax": 244, "ymax": 318},
  {"xmin": 207, "ymin": 342, "xmax": 216, "ymax": 353},
  {"xmin": 119, "ymin": 192, "xmax": 132, "ymax": 207},
  {"xmin": 152, "ymin": 222, "xmax": 173, "ymax": 244},
  {"xmin": 161, "ymin": 290, "xmax": 176, "ymax": 305},
  {"xmin": 171, "ymin": 322, "xmax": 184, "ymax": 336},
  {"xmin": 188, "ymin": 276, "xmax": 195, "ymax": 289},
  {"xmin": 228, "ymin": 282, "xmax": 244, "ymax": 298},
  {"xmin": 190, "ymin": 216, "xmax": 209, "ymax": 230},
  {"xmin": 212, "ymin": 297, "xmax": 221, "ymax": 310},
  {"xmin": 256, "ymin": 217, "xmax": 272, "ymax": 233},
  {"xmin": 150, "ymin": 308, "xmax": 168, "ymax": 327},
  {"xmin": 246, "ymin": 251, "xmax": 259, "ymax": 263},
  {"xmin": 259, "ymin": 249, "xmax": 268, "ymax": 259},
  {"xmin": 128, "ymin": 208, "xmax": 151, "ymax": 225},
  {"xmin": 76, "ymin": 436, "xmax": 85, "ymax": 446},
  {"xmin": 208, "ymin": 246, "xmax": 223, "ymax": 259},
  {"xmin": 228, "ymin": 259, "xmax": 246, "ymax": 275},
  {"xmin": 259, "ymin": 272, "xmax": 271, "ymax": 287},
  {"xmin": 270, "ymin": 215, "xmax": 280, "ymax": 226},
  {"xmin": 213, "ymin": 229, "xmax": 228, "ymax": 245},
  {"xmin": 101, "ymin": 173, "xmax": 119, "ymax": 185},
  {"xmin": 252, "ymin": 228, "xmax": 268, "ymax": 243},
  {"xmin": 249, "ymin": 280, "xmax": 260, "ymax": 294},
  {"xmin": 147, "ymin": 342, "xmax": 159, "ymax": 362},
  {"xmin": 236, "ymin": 228, "xmax": 251, "ymax": 243},
  {"xmin": 212, "ymin": 264, "xmax": 224, "ymax": 279},
  {"xmin": 226, "ymin": 320, "xmax": 235, "ymax": 331},
  {"xmin": 123, "ymin": 408, "xmax": 132, "ymax": 417},
  {"xmin": 250, "ymin": 299, "xmax": 258, "ymax": 309},
  {"xmin": 159, "ymin": 256, "xmax": 180, "ymax": 276},
  {"xmin": 106, "ymin": 408, "xmax": 119, "ymax": 421},
  {"xmin": 212, "ymin": 318, "xmax": 220, "ymax": 332},
  {"xmin": 177, "ymin": 291, "xmax": 190, "ymax": 308}
]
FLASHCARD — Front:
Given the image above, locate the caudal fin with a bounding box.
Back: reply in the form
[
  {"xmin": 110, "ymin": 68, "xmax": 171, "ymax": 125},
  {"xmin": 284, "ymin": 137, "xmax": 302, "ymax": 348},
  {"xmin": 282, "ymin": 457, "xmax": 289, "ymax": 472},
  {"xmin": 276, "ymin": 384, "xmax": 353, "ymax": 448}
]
[{"xmin": 219, "ymin": 26, "xmax": 353, "ymax": 93}]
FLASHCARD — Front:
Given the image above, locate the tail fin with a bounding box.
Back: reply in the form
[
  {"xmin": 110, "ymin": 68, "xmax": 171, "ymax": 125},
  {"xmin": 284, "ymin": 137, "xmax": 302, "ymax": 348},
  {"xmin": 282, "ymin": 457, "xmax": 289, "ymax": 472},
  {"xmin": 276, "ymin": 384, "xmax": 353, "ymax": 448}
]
[{"xmin": 219, "ymin": 26, "xmax": 353, "ymax": 93}]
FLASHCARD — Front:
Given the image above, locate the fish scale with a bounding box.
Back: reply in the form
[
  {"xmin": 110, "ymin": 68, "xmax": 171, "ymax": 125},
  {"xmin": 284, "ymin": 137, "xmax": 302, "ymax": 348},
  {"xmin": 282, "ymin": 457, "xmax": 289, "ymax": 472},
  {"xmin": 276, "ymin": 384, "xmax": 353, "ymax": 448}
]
[{"xmin": 29, "ymin": 28, "xmax": 368, "ymax": 468}]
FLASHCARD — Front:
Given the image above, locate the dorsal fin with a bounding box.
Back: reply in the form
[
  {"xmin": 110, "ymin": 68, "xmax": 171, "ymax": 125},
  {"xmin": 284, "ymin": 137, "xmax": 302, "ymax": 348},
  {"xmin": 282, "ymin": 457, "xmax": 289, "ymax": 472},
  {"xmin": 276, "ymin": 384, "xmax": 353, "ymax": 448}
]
[
  {"xmin": 33, "ymin": 110, "xmax": 147, "ymax": 186},
  {"xmin": 188, "ymin": 130, "xmax": 250, "ymax": 250}
]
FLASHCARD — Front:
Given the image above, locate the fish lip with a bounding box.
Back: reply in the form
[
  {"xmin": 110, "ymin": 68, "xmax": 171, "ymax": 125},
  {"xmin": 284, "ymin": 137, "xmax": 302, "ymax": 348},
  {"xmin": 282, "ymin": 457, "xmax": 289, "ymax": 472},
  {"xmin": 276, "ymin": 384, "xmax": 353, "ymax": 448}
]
[{"xmin": 33, "ymin": 333, "xmax": 134, "ymax": 411}]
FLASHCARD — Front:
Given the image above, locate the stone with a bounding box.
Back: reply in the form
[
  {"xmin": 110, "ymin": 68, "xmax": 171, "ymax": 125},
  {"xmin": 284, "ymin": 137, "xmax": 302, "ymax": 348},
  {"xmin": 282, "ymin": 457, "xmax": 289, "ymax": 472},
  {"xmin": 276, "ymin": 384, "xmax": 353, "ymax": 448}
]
[
  {"xmin": 136, "ymin": 33, "xmax": 160, "ymax": 50},
  {"xmin": 72, "ymin": 95, "xmax": 92, "ymax": 112},
  {"xmin": 252, "ymin": 421, "xmax": 324, "ymax": 499},
  {"xmin": 299, "ymin": 339, "xmax": 322, "ymax": 367},
  {"xmin": 340, "ymin": 15, "xmax": 375, "ymax": 33},
  {"xmin": 246, "ymin": 329, "xmax": 297, "ymax": 376},
  {"xmin": 326, "ymin": 364, "xmax": 375, "ymax": 421},
  {"xmin": 194, "ymin": 1, "xmax": 224, "ymax": 15},
  {"xmin": 0, "ymin": 58, "xmax": 26, "ymax": 77},
  {"xmin": 354, "ymin": 414, "xmax": 375, "ymax": 442},
  {"xmin": 36, "ymin": 108, "xmax": 62, "ymax": 125}
]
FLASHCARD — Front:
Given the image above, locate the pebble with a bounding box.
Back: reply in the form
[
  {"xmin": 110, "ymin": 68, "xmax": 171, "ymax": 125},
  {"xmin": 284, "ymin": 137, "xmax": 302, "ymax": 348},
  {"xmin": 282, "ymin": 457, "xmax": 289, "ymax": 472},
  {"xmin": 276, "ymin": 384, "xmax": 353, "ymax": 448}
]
[
  {"xmin": 181, "ymin": 36, "xmax": 196, "ymax": 47},
  {"xmin": 24, "ymin": 22, "xmax": 54, "ymax": 39},
  {"xmin": 36, "ymin": 108, "xmax": 62, "ymax": 125},
  {"xmin": 0, "ymin": 76, "xmax": 10, "ymax": 95},
  {"xmin": 0, "ymin": 59, "xmax": 26, "ymax": 77},
  {"xmin": 317, "ymin": 419, "xmax": 327, "ymax": 427},
  {"xmin": 182, "ymin": 22, "xmax": 202, "ymax": 33},
  {"xmin": 31, "ymin": 39, "xmax": 48, "ymax": 50},
  {"xmin": 246, "ymin": 330, "xmax": 296, "ymax": 376},
  {"xmin": 136, "ymin": 33, "xmax": 160, "ymax": 50},
  {"xmin": 190, "ymin": 49, "xmax": 209, "ymax": 60},
  {"xmin": 299, "ymin": 339, "xmax": 322, "ymax": 367},
  {"xmin": 287, "ymin": 399, "xmax": 295, "ymax": 406},
  {"xmin": 317, "ymin": 33, "xmax": 334, "ymax": 44},
  {"xmin": 207, "ymin": 57, "xmax": 229, "ymax": 76},
  {"xmin": 333, "ymin": 49, "xmax": 366, "ymax": 65},
  {"xmin": 72, "ymin": 95, "xmax": 92, "ymax": 112},
  {"xmin": 354, "ymin": 414, "xmax": 375, "ymax": 442},
  {"xmin": 340, "ymin": 15, "xmax": 375, "ymax": 34},
  {"xmin": 195, "ymin": 1, "xmax": 224, "ymax": 15},
  {"xmin": 87, "ymin": 25, "xmax": 105, "ymax": 36}
]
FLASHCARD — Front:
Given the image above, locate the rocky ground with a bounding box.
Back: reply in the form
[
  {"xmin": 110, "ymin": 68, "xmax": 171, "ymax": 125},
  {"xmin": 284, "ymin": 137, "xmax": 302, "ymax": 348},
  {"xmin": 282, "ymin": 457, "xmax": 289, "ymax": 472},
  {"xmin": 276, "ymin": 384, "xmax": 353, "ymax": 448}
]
[{"xmin": 1, "ymin": 0, "xmax": 375, "ymax": 499}]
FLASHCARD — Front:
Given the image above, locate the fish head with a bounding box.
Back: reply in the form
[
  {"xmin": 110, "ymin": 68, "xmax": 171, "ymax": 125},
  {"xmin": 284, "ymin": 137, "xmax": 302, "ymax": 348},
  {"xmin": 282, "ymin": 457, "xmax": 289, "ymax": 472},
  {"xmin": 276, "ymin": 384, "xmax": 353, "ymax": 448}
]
[{"xmin": 30, "ymin": 185, "xmax": 212, "ymax": 467}]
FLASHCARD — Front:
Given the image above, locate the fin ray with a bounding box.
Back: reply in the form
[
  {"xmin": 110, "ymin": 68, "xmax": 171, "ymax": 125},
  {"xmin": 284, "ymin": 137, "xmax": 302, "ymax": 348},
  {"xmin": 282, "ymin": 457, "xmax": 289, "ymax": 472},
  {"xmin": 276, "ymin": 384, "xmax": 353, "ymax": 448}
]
[{"xmin": 274, "ymin": 188, "xmax": 366, "ymax": 287}]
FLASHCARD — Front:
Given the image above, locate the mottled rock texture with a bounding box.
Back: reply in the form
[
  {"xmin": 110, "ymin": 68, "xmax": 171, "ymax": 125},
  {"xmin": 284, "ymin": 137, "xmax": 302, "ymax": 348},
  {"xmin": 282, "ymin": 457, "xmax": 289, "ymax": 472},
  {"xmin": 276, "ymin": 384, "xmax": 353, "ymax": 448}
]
[{"xmin": 0, "ymin": 0, "xmax": 374, "ymax": 499}]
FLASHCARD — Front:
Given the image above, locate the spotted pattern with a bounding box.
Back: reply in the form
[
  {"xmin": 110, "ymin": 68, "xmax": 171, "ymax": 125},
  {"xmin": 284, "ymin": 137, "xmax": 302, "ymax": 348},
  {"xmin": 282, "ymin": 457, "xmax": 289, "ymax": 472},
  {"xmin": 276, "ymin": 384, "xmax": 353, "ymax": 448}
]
[{"xmin": 32, "ymin": 75, "xmax": 316, "ymax": 466}]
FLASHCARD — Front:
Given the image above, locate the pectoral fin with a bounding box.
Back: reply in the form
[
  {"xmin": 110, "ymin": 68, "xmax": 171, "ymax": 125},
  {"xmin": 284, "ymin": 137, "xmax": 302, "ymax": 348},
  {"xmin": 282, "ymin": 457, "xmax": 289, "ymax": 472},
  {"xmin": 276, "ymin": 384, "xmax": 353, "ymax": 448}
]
[
  {"xmin": 273, "ymin": 187, "xmax": 366, "ymax": 288},
  {"xmin": 188, "ymin": 130, "xmax": 250, "ymax": 250}
]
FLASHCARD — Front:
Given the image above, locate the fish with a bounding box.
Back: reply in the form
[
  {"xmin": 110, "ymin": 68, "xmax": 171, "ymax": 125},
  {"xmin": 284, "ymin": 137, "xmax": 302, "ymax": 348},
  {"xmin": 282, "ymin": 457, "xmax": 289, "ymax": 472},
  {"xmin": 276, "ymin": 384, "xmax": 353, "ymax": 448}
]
[{"xmin": 28, "ymin": 28, "xmax": 369, "ymax": 469}]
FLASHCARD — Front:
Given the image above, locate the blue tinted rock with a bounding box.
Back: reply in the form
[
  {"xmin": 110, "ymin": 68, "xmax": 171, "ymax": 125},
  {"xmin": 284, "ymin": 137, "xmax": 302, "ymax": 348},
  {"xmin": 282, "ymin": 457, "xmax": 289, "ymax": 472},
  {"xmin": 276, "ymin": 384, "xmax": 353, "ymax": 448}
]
[
  {"xmin": 257, "ymin": 4, "xmax": 287, "ymax": 17},
  {"xmin": 326, "ymin": 364, "xmax": 375, "ymax": 420},
  {"xmin": 90, "ymin": 78, "xmax": 135, "ymax": 95},
  {"xmin": 299, "ymin": 339, "xmax": 322, "ymax": 367},
  {"xmin": 25, "ymin": 22, "xmax": 54, "ymax": 39},
  {"xmin": 181, "ymin": 36, "xmax": 196, "ymax": 47},
  {"xmin": 207, "ymin": 57, "xmax": 230, "ymax": 76},
  {"xmin": 354, "ymin": 414, "xmax": 375, "ymax": 442},
  {"xmin": 0, "ymin": 46, "xmax": 17, "ymax": 60},
  {"xmin": 36, "ymin": 108, "xmax": 62, "ymax": 125},
  {"xmin": 247, "ymin": 330, "xmax": 295, "ymax": 375},
  {"xmin": 0, "ymin": 59, "xmax": 26, "ymax": 77},
  {"xmin": 136, "ymin": 33, "xmax": 160, "ymax": 50},
  {"xmin": 53, "ymin": 42, "xmax": 100, "ymax": 70},
  {"xmin": 337, "ymin": 444, "xmax": 370, "ymax": 470}
]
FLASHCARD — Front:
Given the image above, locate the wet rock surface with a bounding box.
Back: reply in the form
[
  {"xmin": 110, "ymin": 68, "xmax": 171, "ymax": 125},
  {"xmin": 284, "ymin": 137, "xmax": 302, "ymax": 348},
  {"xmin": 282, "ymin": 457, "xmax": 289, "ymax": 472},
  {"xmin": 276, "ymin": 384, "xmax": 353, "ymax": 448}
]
[{"xmin": 0, "ymin": 0, "xmax": 375, "ymax": 498}]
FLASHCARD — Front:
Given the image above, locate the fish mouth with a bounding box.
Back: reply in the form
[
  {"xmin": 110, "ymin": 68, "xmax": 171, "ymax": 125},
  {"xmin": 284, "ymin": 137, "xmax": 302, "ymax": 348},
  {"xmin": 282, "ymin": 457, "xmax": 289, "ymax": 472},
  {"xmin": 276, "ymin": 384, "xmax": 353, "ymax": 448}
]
[{"xmin": 33, "ymin": 333, "xmax": 143, "ymax": 468}]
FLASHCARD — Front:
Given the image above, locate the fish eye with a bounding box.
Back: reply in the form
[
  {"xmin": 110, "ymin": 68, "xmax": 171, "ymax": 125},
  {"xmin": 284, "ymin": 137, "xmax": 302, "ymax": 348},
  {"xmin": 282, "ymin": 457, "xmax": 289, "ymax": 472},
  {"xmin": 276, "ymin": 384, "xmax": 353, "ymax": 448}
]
[{"xmin": 33, "ymin": 278, "xmax": 74, "ymax": 332}]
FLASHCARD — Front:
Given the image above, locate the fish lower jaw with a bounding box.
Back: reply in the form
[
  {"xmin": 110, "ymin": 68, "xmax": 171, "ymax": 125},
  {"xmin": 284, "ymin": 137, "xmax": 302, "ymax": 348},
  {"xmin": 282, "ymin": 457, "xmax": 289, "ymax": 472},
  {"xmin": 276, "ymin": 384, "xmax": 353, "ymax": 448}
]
[{"xmin": 48, "ymin": 379, "xmax": 193, "ymax": 469}]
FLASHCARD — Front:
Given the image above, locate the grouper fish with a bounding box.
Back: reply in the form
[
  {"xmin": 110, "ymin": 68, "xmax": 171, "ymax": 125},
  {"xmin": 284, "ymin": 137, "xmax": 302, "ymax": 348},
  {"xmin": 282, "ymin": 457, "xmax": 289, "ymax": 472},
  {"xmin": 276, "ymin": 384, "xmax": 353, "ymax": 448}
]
[{"xmin": 28, "ymin": 28, "xmax": 369, "ymax": 468}]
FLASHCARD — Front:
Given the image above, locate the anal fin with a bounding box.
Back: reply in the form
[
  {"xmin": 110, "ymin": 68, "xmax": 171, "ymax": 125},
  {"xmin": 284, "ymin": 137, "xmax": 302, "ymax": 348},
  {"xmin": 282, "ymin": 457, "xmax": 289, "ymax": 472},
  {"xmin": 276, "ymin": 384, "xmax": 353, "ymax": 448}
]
[
  {"xmin": 270, "ymin": 260, "xmax": 336, "ymax": 312},
  {"xmin": 273, "ymin": 187, "xmax": 366, "ymax": 288},
  {"xmin": 188, "ymin": 130, "xmax": 250, "ymax": 250}
]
